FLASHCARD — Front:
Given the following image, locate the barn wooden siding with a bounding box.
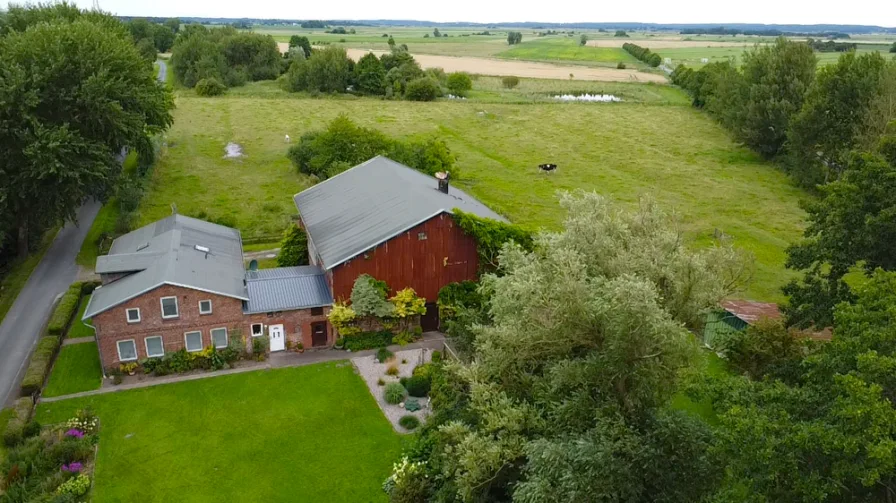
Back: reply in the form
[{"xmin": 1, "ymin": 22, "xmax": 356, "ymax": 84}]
[{"xmin": 330, "ymin": 213, "xmax": 479, "ymax": 302}]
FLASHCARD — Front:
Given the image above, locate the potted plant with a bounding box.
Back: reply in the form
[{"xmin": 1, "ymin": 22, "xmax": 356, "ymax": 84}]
[
  {"xmin": 296, "ymin": 342, "xmax": 305, "ymax": 354},
  {"xmin": 334, "ymin": 337, "xmax": 345, "ymax": 350}
]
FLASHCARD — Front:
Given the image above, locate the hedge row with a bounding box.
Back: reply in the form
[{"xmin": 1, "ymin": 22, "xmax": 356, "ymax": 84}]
[
  {"xmin": 2, "ymin": 397, "xmax": 34, "ymax": 448},
  {"xmin": 622, "ymin": 43, "xmax": 662, "ymax": 67},
  {"xmin": 20, "ymin": 336, "xmax": 61, "ymax": 396},
  {"xmin": 344, "ymin": 331, "xmax": 394, "ymax": 352},
  {"xmin": 46, "ymin": 281, "xmax": 100, "ymax": 336}
]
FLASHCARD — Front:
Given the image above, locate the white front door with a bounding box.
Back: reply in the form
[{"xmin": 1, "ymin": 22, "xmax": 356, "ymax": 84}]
[{"xmin": 269, "ymin": 324, "xmax": 285, "ymax": 352}]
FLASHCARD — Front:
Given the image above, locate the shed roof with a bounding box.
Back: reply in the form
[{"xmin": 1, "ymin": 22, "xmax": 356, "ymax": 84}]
[
  {"xmin": 293, "ymin": 156, "xmax": 506, "ymax": 270},
  {"xmin": 84, "ymin": 215, "xmax": 247, "ymax": 319},
  {"xmin": 243, "ymin": 266, "xmax": 333, "ymax": 314},
  {"xmin": 720, "ymin": 300, "xmax": 782, "ymax": 325}
]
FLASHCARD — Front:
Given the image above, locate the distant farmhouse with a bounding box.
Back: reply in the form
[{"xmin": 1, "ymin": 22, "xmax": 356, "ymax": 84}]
[{"xmin": 85, "ymin": 156, "xmax": 502, "ymax": 369}]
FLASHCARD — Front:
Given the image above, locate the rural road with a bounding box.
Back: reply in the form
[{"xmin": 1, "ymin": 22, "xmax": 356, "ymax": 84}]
[
  {"xmin": 0, "ymin": 63, "xmax": 168, "ymax": 405},
  {"xmin": 156, "ymin": 59, "xmax": 167, "ymax": 83},
  {"xmin": 0, "ymin": 201, "xmax": 101, "ymax": 405}
]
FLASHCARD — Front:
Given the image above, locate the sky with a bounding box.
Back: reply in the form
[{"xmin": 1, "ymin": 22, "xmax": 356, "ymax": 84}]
[{"xmin": 54, "ymin": 0, "xmax": 894, "ymax": 27}]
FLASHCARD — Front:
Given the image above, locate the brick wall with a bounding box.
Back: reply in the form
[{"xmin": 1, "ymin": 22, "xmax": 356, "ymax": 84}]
[{"xmin": 93, "ymin": 284, "xmax": 331, "ymax": 370}]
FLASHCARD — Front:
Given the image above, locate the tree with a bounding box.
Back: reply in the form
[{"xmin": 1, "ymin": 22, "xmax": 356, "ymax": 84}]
[
  {"xmin": 298, "ymin": 46, "xmax": 353, "ymax": 93},
  {"xmin": 445, "ymin": 72, "xmax": 472, "ymax": 97},
  {"xmin": 579, "ymin": 33, "xmax": 588, "ymax": 46},
  {"xmin": 404, "ymin": 77, "xmax": 440, "ymax": 101},
  {"xmin": 502, "ymin": 75, "xmax": 520, "ymax": 89},
  {"xmin": 891, "ymin": 41, "xmax": 896, "ymax": 53},
  {"xmin": 0, "ymin": 10, "xmax": 174, "ymax": 259},
  {"xmin": 353, "ymin": 52, "xmax": 386, "ymax": 95},
  {"xmin": 506, "ymin": 31, "xmax": 522, "ymax": 45},
  {"xmin": 350, "ymin": 274, "xmax": 394, "ymax": 318},
  {"xmin": 736, "ymin": 37, "xmax": 816, "ymax": 157},
  {"xmin": 787, "ymin": 52, "xmax": 891, "ymax": 187},
  {"xmin": 288, "ymin": 35, "xmax": 311, "ymax": 58},
  {"xmin": 614, "ymin": 30, "xmax": 629, "ymax": 37},
  {"xmin": 433, "ymin": 28, "xmax": 441, "ymax": 38},
  {"xmin": 277, "ymin": 224, "xmax": 309, "ymax": 266},
  {"xmin": 784, "ymin": 151, "xmax": 896, "ymax": 328},
  {"xmin": 714, "ymin": 317, "xmax": 812, "ymax": 382},
  {"xmin": 389, "ymin": 192, "xmax": 750, "ymax": 502},
  {"xmin": 171, "ymin": 26, "xmax": 281, "ymax": 88},
  {"xmin": 152, "ymin": 23, "xmax": 175, "ymax": 53},
  {"xmin": 135, "ymin": 37, "xmax": 157, "ymax": 64},
  {"xmin": 164, "ymin": 18, "xmax": 180, "ymax": 33},
  {"xmin": 387, "ymin": 35, "xmax": 396, "ymax": 49}
]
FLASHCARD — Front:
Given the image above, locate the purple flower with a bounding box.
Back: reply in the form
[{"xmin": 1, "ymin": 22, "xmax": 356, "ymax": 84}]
[
  {"xmin": 65, "ymin": 429, "xmax": 84, "ymax": 438},
  {"xmin": 61, "ymin": 462, "xmax": 83, "ymax": 473}
]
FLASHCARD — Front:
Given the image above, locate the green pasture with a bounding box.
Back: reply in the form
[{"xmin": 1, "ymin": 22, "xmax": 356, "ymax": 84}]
[{"xmin": 497, "ymin": 37, "xmax": 639, "ymax": 66}]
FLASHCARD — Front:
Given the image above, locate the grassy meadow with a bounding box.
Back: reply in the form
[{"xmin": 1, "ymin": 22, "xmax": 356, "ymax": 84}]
[
  {"xmin": 36, "ymin": 362, "xmax": 402, "ymax": 502},
  {"xmin": 138, "ymin": 78, "xmax": 807, "ymax": 301},
  {"xmin": 497, "ymin": 37, "xmax": 640, "ymax": 67}
]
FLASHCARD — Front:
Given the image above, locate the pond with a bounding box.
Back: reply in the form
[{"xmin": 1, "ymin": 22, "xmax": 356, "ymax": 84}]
[{"xmin": 553, "ymin": 93, "xmax": 622, "ymax": 102}]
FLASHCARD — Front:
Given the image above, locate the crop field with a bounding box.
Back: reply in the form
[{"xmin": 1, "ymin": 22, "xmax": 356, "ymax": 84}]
[
  {"xmin": 139, "ymin": 78, "xmax": 806, "ymax": 301},
  {"xmin": 497, "ymin": 37, "xmax": 640, "ymax": 67}
]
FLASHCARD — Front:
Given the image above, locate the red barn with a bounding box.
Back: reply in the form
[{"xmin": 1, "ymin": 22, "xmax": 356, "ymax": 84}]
[{"xmin": 293, "ymin": 156, "xmax": 506, "ymax": 330}]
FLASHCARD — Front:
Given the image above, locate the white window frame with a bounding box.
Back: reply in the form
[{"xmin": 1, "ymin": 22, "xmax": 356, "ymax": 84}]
[
  {"xmin": 160, "ymin": 296, "xmax": 179, "ymax": 319},
  {"xmin": 251, "ymin": 323, "xmax": 264, "ymax": 337},
  {"xmin": 184, "ymin": 331, "xmax": 203, "ymax": 352},
  {"xmin": 210, "ymin": 327, "xmax": 228, "ymax": 349},
  {"xmin": 116, "ymin": 339, "xmax": 138, "ymax": 362},
  {"xmin": 126, "ymin": 308, "xmax": 141, "ymax": 324},
  {"xmin": 199, "ymin": 299, "xmax": 213, "ymax": 315},
  {"xmin": 144, "ymin": 335, "xmax": 165, "ymax": 358}
]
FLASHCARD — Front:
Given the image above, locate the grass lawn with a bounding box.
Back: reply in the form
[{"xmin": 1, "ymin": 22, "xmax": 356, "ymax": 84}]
[
  {"xmin": 67, "ymin": 295, "xmax": 94, "ymax": 339},
  {"xmin": 498, "ymin": 37, "xmax": 639, "ymax": 66},
  {"xmin": 139, "ymin": 81, "xmax": 805, "ymax": 301},
  {"xmin": 42, "ymin": 342, "xmax": 103, "ymax": 397},
  {"xmin": 0, "ymin": 407, "xmax": 13, "ymax": 461},
  {"xmin": 36, "ymin": 362, "xmax": 402, "ymax": 502}
]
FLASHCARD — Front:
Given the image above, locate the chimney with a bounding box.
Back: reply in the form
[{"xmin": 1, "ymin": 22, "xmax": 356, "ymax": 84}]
[{"xmin": 436, "ymin": 171, "xmax": 450, "ymax": 194}]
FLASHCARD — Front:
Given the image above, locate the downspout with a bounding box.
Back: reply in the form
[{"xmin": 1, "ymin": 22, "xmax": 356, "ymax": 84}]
[{"xmin": 83, "ymin": 319, "xmax": 107, "ymax": 379}]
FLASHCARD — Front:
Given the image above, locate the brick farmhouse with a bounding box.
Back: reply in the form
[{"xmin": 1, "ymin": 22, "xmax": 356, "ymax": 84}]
[{"xmin": 85, "ymin": 156, "xmax": 504, "ymax": 371}]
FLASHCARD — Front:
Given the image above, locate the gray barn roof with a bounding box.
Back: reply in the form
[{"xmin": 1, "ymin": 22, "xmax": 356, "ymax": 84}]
[
  {"xmin": 293, "ymin": 156, "xmax": 506, "ymax": 269},
  {"xmin": 84, "ymin": 215, "xmax": 248, "ymax": 319},
  {"xmin": 243, "ymin": 266, "xmax": 333, "ymax": 314}
]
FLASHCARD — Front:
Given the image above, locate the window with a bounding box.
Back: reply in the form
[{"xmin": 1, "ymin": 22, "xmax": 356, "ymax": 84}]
[
  {"xmin": 160, "ymin": 296, "xmax": 179, "ymax": 319},
  {"xmin": 418, "ymin": 232, "xmax": 427, "ymax": 240},
  {"xmin": 311, "ymin": 307, "xmax": 324, "ymax": 316},
  {"xmin": 251, "ymin": 323, "xmax": 264, "ymax": 337},
  {"xmin": 184, "ymin": 331, "xmax": 203, "ymax": 352},
  {"xmin": 117, "ymin": 340, "xmax": 137, "ymax": 362},
  {"xmin": 145, "ymin": 336, "xmax": 164, "ymax": 358},
  {"xmin": 211, "ymin": 328, "xmax": 228, "ymax": 348},
  {"xmin": 199, "ymin": 300, "xmax": 212, "ymax": 315},
  {"xmin": 126, "ymin": 308, "xmax": 141, "ymax": 323}
]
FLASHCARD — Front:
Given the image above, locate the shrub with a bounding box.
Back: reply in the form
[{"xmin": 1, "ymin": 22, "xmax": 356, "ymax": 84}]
[
  {"xmin": 56, "ymin": 473, "xmax": 91, "ymax": 497},
  {"xmin": 502, "ymin": 75, "xmax": 520, "ymax": 89},
  {"xmin": 384, "ymin": 382, "xmax": 407, "ymax": 404},
  {"xmin": 403, "ymin": 375, "xmax": 431, "ymax": 397},
  {"xmin": 377, "ymin": 378, "xmax": 385, "ymax": 386},
  {"xmin": 344, "ymin": 331, "xmax": 393, "ymax": 351},
  {"xmin": 376, "ymin": 347, "xmax": 394, "ymax": 362},
  {"xmin": 399, "ymin": 415, "xmax": 420, "ymax": 430},
  {"xmin": 386, "ymin": 363, "xmax": 400, "ymax": 376},
  {"xmin": 431, "ymin": 350, "xmax": 442, "ymax": 363},
  {"xmin": 617, "ymin": 62, "xmax": 627, "ymax": 69},
  {"xmin": 195, "ymin": 77, "xmax": 226, "ymax": 96},
  {"xmin": 404, "ymin": 77, "xmax": 440, "ymax": 101},
  {"xmin": 412, "ymin": 363, "xmax": 434, "ymax": 379},
  {"xmin": 20, "ymin": 336, "xmax": 60, "ymax": 396},
  {"xmin": 3, "ymin": 397, "xmax": 33, "ymax": 447},
  {"xmin": 446, "ymin": 72, "xmax": 472, "ymax": 96},
  {"xmin": 252, "ymin": 336, "xmax": 269, "ymax": 360},
  {"xmin": 47, "ymin": 284, "xmax": 82, "ymax": 336},
  {"xmin": 354, "ymin": 52, "xmax": 386, "ymax": 95},
  {"xmin": 277, "ymin": 224, "xmax": 309, "ymax": 266}
]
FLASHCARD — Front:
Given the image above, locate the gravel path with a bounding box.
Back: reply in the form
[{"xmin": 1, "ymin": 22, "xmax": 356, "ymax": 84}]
[{"xmin": 352, "ymin": 348, "xmax": 433, "ymax": 433}]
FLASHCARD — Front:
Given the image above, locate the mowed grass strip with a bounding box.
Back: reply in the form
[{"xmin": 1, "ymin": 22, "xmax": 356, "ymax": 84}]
[
  {"xmin": 498, "ymin": 37, "xmax": 639, "ymax": 66},
  {"xmin": 66, "ymin": 295, "xmax": 93, "ymax": 339},
  {"xmin": 36, "ymin": 362, "xmax": 401, "ymax": 502},
  {"xmin": 42, "ymin": 342, "xmax": 103, "ymax": 397},
  {"xmin": 140, "ymin": 84, "xmax": 806, "ymax": 300}
]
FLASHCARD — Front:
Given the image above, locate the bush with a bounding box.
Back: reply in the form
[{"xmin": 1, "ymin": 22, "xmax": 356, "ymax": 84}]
[
  {"xmin": 377, "ymin": 378, "xmax": 385, "ymax": 386},
  {"xmin": 402, "ymin": 375, "xmax": 431, "ymax": 397},
  {"xmin": 404, "ymin": 77, "xmax": 440, "ymax": 101},
  {"xmin": 47, "ymin": 284, "xmax": 82, "ymax": 336},
  {"xmin": 20, "ymin": 336, "xmax": 60, "ymax": 396},
  {"xmin": 617, "ymin": 62, "xmax": 627, "ymax": 69},
  {"xmin": 431, "ymin": 350, "xmax": 442, "ymax": 363},
  {"xmin": 376, "ymin": 347, "xmax": 394, "ymax": 362},
  {"xmin": 386, "ymin": 363, "xmax": 400, "ymax": 376},
  {"xmin": 3, "ymin": 397, "xmax": 33, "ymax": 447},
  {"xmin": 384, "ymin": 382, "xmax": 407, "ymax": 404},
  {"xmin": 195, "ymin": 77, "xmax": 226, "ymax": 96},
  {"xmin": 399, "ymin": 415, "xmax": 420, "ymax": 430},
  {"xmin": 277, "ymin": 224, "xmax": 309, "ymax": 266},
  {"xmin": 344, "ymin": 331, "xmax": 394, "ymax": 351},
  {"xmin": 502, "ymin": 75, "xmax": 520, "ymax": 89},
  {"xmin": 412, "ymin": 363, "xmax": 434, "ymax": 379},
  {"xmin": 446, "ymin": 72, "xmax": 473, "ymax": 97}
]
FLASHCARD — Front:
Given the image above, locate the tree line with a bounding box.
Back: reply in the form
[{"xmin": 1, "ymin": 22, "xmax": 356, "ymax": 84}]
[
  {"xmin": 623, "ymin": 42, "xmax": 662, "ymax": 67},
  {"xmin": 126, "ymin": 17, "xmax": 180, "ymax": 64},
  {"xmin": 0, "ymin": 3, "xmax": 173, "ymax": 269},
  {"xmin": 670, "ymin": 38, "xmax": 896, "ymax": 329}
]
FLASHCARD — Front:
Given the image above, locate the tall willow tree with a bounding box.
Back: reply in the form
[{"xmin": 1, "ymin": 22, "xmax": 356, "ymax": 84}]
[{"xmin": 387, "ymin": 191, "xmax": 752, "ymax": 502}]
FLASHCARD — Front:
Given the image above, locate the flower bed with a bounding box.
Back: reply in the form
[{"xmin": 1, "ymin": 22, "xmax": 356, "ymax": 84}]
[{"xmin": 0, "ymin": 409, "xmax": 99, "ymax": 501}]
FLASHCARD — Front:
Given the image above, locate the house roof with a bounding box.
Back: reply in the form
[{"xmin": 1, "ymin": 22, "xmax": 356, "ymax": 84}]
[
  {"xmin": 293, "ymin": 156, "xmax": 506, "ymax": 270},
  {"xmin": 243, "ymin": 266, "xmax": 333, "ymax": 314},
  {"xmin": 84, "ymin": 215, "xmax": 248, "ymax": 319},
  {"xmin": 720, "ymin": 300, "xmax": 782, "ymax": 325}
]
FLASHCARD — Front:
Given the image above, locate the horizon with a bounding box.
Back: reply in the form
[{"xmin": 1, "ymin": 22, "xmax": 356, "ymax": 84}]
[{"xmin": 51, "ymin": 0, "xmax": 896, "ymax": 29}]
